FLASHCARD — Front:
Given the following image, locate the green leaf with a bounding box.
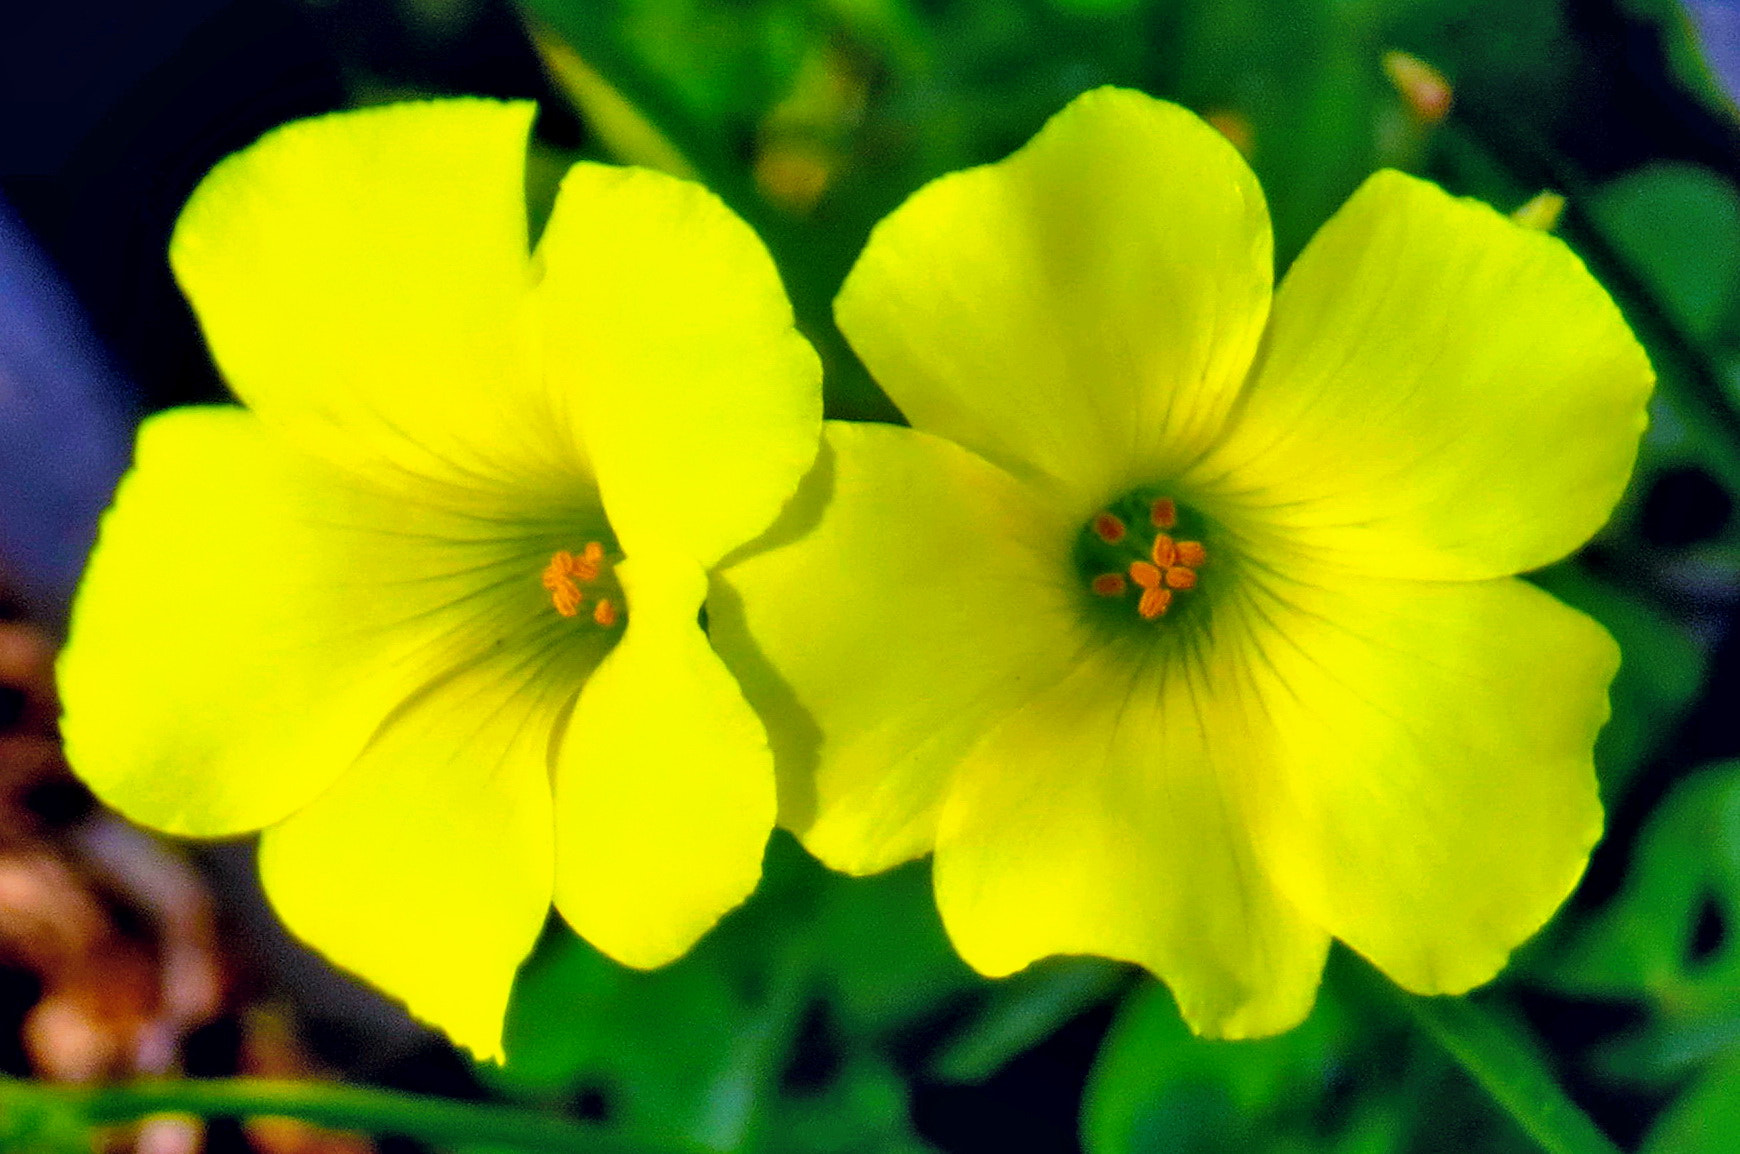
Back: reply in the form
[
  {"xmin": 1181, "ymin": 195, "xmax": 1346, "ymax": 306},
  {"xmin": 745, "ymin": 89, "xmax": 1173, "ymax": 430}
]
[
  {"xmin": 759, "ymin": 1055, "xmax": 940, "ymax": 1154},
  {"xmin": 492, "ymin": 927, "xmax": 792, "ymax": 1151},
  {"xmin": 489, "ymin": 838, "xmax": 817, "ymax": 1150},
  {"xmin": 491, "ymin": 838, "xmax": 976, "ymax": 1151},
  {"xmin": 1081, "ymin": 980, "xmax": 1350, "ymax": 1154},
  {"xmin": 1585, "ymin": 164, "xmax": 1740, "ymax": 344},
  {"xmin": 811, "ymin": 860, "xmax": 980, "ymax": 1044},
  {"xmin": 1394, "ymin": 993, "xmax": 1623, "ymax": 1154},
  {"xmin": 929, "ymin": 957, "xmax": 1127, "ymax": 1085},
  {"xmin": 1643, "ymin": 1054, "xmax": 1740, "ymax": 1154},
  {"xmin": 0, "ymin": 1080, "xmax": 93, "ymax": 1154},
  {"xmin": 1548, "ymin": 763, "xmax": 1740, "ymax": 1083}
]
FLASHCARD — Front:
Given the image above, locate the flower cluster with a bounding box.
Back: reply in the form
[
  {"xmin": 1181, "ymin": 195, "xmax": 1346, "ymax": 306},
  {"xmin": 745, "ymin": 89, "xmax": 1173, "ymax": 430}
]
[{"xmin": 58, "ymin": 88, "xmax": 1652, "ymax": 1053}]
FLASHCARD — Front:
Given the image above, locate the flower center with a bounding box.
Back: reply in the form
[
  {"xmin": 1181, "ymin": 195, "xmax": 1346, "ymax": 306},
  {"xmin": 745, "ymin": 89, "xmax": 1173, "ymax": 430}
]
[
  {"xmin": 541, "ymin": 541, "xmax": 625, "ymax": 627},
  {"xmin": 1075, "ymin": 492, "xmax": 1209, "ymax": 622}
]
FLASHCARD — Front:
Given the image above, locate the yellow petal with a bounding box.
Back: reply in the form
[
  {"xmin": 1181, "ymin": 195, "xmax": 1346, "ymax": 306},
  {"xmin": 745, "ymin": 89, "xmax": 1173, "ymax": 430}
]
[
  {"xmin": 552, "ymin": 553, "xmax": 774, "ymax": 968},
  {"xmin": 1244, "ymin": 571, "xmax": 1612, "ymax": 994},
  {"xmin": 934, "ymin": 640, "xmax": 1331, "ymax": 1039},
  {"xmin": 1188, "ymin": 169, "xmax": 1653, "ymax": 581},
  {"xmin": 170, "ymin": 100, "xmax": 574, "ymax": 509},
  {"xmin": 537, "ymin": 163, "xmax": 821, "ymax": 569},
  {"xmin": 57, "ymin": 407, "xmax": 600, "ymax": 837},
  {"xmin": 834, "ymin": 86, "xmax": 1271, "ymax": 505},
  {"xmin": 712, "ymin": 422, "xmax": 1085, "ymax": 875},
  {"xmin": 259, "ymin": 634, "xmax": 594, "ymax": 1060}
]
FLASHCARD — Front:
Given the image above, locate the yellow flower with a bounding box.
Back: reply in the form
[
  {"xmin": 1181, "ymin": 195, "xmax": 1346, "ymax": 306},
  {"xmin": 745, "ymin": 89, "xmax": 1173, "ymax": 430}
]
[
  {"xmin": 714, "ymin": 87, "xmax": 1653, "ymax": 1037},
  {"xmin": 56, "ymin": 100, "xmax": 821, "ymax": 1058}
]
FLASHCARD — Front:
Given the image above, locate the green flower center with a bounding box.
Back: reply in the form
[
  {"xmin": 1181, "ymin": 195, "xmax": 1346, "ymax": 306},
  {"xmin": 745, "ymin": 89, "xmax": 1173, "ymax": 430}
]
[
  {"xmin": 1073, "ymin": 489, "xmax": 1209, "ymax": 623},
  {"xmin": 541, "ymin": 539, "xmax": 626, "ymax": 627}
]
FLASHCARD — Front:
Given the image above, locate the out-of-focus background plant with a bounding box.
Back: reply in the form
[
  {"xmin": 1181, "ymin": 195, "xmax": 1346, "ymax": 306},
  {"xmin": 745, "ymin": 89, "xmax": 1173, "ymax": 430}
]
[{"xmin": 5, "ymin": 1, "xmax": 1740, "ymax": 1151}]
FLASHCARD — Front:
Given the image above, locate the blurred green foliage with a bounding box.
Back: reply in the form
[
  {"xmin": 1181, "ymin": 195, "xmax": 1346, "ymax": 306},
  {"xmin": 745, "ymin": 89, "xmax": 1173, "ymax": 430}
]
[
  {"xmin": 487, "ymin": 836, "xmax": 978, "ymax": 1152},
  {"xmin": 0, "ymin": 1080, "xmax": 93, "ymax": 1154}
]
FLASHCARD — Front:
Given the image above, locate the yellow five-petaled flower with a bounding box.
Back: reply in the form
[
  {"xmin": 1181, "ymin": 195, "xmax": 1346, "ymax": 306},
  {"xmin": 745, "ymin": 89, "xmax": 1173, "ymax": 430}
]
[
  {"xmin": 715, "ymin": 88, "xmax": 1654, "ymax": 1037},
  {"xmin": 56, "ymin": 100, "xmax": 821, "ymax": 1058}
]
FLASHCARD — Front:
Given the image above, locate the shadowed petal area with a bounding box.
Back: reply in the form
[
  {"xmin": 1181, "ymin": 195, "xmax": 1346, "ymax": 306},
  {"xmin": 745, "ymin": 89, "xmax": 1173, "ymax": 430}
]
[
  {"xmin": 538, "ymin": 163, "xmax": 821, "ymax": 570},
  {"xmin": 553, "ymin": 554, "xmax": 774, "ymax": 968},
  {"xmin": 933, "ymin": 636, "xmax": 1331, "ymax": 1039},
  {"xmin": 1188, "ymin": 169, "xmax": 1653, "ymax": 582},
  {"xmin": 1242, "ymin": 571, "xmax": 1612, "ymax": 994},
  {"xmin": 259, "ymin": 626, "xmax": 599, "ymax": 1060},
  {"xmin": 57, "ymin": 406, "xmax": 599, "ymax": 837},
  {"xmin": 169, "ymin": 100, "xmax": 578, "ymax": 509},
  {"xmin": 835, "ymin": 86, "xmax": 1272, "ymax": 506},
  {"xmin": 713, "ymin": 422, "xmax": 1085, "ymax": 875}
]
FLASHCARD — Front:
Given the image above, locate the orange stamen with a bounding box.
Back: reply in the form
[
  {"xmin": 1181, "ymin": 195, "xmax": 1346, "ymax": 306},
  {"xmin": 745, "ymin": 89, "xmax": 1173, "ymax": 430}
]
[
  {"xmin": 541, "ymin": 552, "xmax": 572, "ymax": 588},
  {"xmin": 1093, "ymin": 513, "xmax": 1127, "ymax": 544},
  {"xmin": 575, "ymin": 540, "xmax": 605, "ymax": 581},
  {"xmin": 1138, "ymin": 587, "xmax": 1172, "ymax": 619},
  {"xmin": 1085, "ymin": 501, "xmax": 1205, "ymax": 622},
  {"xmin": 541, "ymin": 553, "xmax": 583, "ymax": 617},
  {"xmin": 1091, "ymin": 573, "xmax": 1127, "ymax": 597},
  {"xmin": 544, "ymin": 544, "xmax": 622, "ymax": 621}
]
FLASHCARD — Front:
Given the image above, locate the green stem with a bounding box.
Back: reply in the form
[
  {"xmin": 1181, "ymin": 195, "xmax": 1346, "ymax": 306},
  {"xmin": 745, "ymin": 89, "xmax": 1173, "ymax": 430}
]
[
  {"xmin": 1404, "ymin": 997, "xmax": 1622, "ymax": 1154},
  {"xmin": 1346, "ymin": 959, "xmax": 1621, "ymax": 1154},
  {"xmin": 50, "ymin": 1077, "xmax": 693, "ymax": 1154}
]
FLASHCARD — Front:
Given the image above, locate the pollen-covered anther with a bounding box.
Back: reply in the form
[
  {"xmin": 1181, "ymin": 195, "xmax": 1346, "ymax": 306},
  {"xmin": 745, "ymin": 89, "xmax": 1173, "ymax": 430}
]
[
  {"xmin": 541, "ymin": 552, "xmax": 584, "ymax": 618},
  {"xmin": 1092, "ymin": 573, "xmax": 1127, "ymax": 597},
  {"xmin": 1093, "ymin": 513, "xmax": 1127, "ymax": 544},
  {"xmin": 1079, "ymin": 492, "xmax": 1207, "ymax": 623},
  {"xmin": 542, "ymin": 542, "xmax": 621, "ymax": 623},
  {"xmin": 1126, "ymin": 540, "xmax": 1205, "ymax": 619},
  {"xmin": 575, "ymin": 540, "xmax": 604, "ymax": 581}
]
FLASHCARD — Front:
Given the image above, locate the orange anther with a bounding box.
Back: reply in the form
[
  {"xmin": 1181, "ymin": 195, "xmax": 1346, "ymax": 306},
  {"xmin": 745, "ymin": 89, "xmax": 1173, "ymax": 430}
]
[
  {"xmin": 575, "ymin": 540, "xmax": 605, "ymax": 581},
  {"xmin": 542, "ymin": 553, "xmax": 585, "ymax": 616},
  {"xmin": 1138, "ymin": 587, "xmax": 1172, "ymax": 619},
  {"xmin": 1091, "ymin": 573, "xmax": 1127, "ymax": 597},
  {"xmin": 1129, "ymin": 560, "xmax": 1162, "ymax": 590},
  {"xmin": 1093, "ymin": 513, "xmax": 1127, "ymax": 544},
  {"xmin": 541, "ymin": 552, "xmax": 572, "ymax": 588},
  {"xmin": 1150, "ymin": 498, "xmax": 1177, "ymax": 529},
  {"xmin": 551, "ymin": 584, "xmax": 583, "ymax": 617},
  {"xmin": 593, "ymin": 598, "xmax": 618, "ymax": 627},
  {"xmin": 1150, "ymin": 534, "xmax": 1176, "ymax": 567},
  {"xmin": 1175, "ymin": 540, "xmax": 1207, "ymax": 568},
  {"xmin": 1165, "ymin": 566, "xmax": 1197, "ymax": 590}
]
